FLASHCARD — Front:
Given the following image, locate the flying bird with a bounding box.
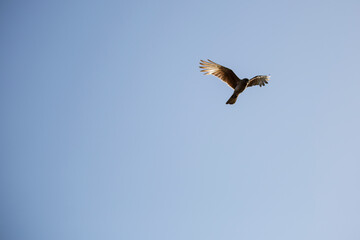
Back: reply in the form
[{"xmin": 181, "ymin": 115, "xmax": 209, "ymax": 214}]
[{"xmin": 199, "ymin": 59, "xmax": 270, "ymax": 104}]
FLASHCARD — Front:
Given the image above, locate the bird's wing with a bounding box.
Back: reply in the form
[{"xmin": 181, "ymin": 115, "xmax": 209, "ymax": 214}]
[
  {"xmin": 199, "ymin": 59, "xmax": 239, "ymax": 89},
  {"xmin": 247, "ymin": 75, "xmax": 270, "ymax": 87}
]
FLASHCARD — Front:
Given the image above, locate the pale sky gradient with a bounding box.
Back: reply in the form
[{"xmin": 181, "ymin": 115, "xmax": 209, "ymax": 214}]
[{"xmin": 1, "ymin": 0, "xmax": 360, "ymax": 240}]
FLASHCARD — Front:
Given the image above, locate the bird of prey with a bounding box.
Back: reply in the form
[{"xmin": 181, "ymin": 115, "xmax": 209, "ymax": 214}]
[{"xmin": 199, "ymin": 59, "xmax": 270, "ymax": 104}]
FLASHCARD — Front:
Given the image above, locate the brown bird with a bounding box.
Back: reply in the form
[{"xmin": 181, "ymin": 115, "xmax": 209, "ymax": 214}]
[{"xmin": 199, "ymin": 59, "xmax": 270, "ymax": 104}]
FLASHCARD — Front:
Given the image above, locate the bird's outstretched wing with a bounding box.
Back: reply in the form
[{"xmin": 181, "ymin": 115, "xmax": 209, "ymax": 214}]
[
  {"xmin": 247, "ymin": 75, "xmax": 270, "ymax": 87},
  {"xmin": 199, "ymin": 59, "xmax": 239, "ymax": 89}
]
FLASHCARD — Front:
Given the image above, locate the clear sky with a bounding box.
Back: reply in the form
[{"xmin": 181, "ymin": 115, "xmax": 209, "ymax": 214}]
[{"xmin": 1, "ymin": 0, "xmax": 360, "ymax": 239}]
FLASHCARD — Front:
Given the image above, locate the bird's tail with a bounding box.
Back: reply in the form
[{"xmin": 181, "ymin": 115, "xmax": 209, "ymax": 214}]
[{"xmin": 226, "ymin": 93, "xmax": 239, "ymax": 105}]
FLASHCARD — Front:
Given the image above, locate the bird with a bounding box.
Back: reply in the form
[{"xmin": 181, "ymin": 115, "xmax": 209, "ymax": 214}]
[{"xmin": 199, "ymin": 59, "xmax": 270, "ymax": 104}]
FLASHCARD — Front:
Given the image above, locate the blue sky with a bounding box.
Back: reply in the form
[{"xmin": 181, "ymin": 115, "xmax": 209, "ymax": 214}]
[{"xmin": 1, "ymin": 0, "xmax": 360, "ymax": 239}]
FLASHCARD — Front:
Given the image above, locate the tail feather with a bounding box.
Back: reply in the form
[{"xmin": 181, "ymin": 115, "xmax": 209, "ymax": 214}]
[{"xmin": 226, "ymin": 93, "xmax": 239, "ymax": 104}]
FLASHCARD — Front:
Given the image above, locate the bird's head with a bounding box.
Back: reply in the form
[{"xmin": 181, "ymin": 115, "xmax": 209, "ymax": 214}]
[{"xmin": 243, "ymin": 78, "xmax": 249, "ymax": 83}]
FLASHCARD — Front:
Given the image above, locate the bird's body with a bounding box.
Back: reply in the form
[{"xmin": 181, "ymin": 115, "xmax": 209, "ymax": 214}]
[{"xmin": 199, "ymin": 59, "xmax": 270, "ymax": 104}]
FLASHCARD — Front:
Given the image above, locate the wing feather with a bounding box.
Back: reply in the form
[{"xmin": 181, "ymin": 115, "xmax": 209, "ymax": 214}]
[
  {"xmin": 199, "ymin": 59, "xmax": 239, "ymax": 89},
  {"xmin": 247, "ymin": 75, "xmax": 270, "ymax": 87}
]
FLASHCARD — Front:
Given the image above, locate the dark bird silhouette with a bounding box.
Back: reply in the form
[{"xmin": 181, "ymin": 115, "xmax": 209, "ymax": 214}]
[{"xmin": 199, "ymin": 59, "xmax": 270, "ymax": 104}]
